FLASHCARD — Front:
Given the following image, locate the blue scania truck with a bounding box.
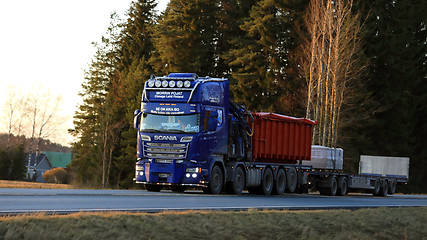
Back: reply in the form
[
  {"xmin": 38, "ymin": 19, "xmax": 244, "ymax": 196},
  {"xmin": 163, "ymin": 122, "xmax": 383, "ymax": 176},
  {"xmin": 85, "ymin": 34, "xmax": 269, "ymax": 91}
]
[{"xmin": 133, "ymin": 73, "xmax": 409, "ymax": 196}]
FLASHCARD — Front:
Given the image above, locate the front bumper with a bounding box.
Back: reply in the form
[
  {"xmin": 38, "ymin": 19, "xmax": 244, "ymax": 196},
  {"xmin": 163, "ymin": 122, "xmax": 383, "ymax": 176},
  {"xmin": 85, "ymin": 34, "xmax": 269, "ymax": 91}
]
[{"xmin": 135, "ymin": 160, "xmax": 208, "ymax": 186}]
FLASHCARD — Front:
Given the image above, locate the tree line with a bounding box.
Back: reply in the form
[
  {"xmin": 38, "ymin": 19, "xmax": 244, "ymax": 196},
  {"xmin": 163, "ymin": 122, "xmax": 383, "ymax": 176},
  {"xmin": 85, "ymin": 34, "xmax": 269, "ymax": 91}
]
[{"xmin": 71, "ymin": 0, "xmax": 426, "ymax": 192}]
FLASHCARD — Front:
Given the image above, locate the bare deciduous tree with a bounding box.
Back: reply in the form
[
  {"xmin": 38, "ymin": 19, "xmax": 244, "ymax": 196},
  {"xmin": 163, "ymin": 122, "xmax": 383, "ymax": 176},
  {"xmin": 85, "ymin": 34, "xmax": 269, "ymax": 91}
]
[
  {"xmin": 23, "ymin": 86, "xmax": 64, "ymax": 178},
  {"xmin": 298, "ymin": 0, "xmax": 366, "ymax": 147}
]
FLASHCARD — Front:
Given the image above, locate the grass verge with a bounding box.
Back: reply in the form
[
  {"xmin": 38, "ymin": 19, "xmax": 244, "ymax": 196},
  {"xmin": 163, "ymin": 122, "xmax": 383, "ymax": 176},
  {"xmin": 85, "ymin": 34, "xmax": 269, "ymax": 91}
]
[
  {"xmin": 0, "ymin": 180, "xmax": 74, "ymax": 189},
  {"xmin": 0, "ymin": 207, "xmax": 426, "ymax": 240}
]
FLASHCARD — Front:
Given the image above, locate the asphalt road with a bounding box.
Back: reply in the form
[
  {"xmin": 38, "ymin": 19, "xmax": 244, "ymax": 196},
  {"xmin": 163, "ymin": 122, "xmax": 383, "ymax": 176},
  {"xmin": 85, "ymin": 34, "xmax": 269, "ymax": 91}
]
[{"xmin": 1, "ymin": 188, "xmax": 426, "ymax": 215}]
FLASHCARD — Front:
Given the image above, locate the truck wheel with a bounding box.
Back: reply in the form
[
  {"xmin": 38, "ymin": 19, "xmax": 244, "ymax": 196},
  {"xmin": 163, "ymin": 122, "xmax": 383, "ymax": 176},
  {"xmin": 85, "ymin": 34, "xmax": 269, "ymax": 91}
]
[
  {"xmin": 388, "ymin": 179, "xmax": 397, "ymax": 195},
  {"xmin": 207, "ymin": 166, "xmax": 223, "ymax": 194},
  {"xmin": 145, "ymin": 184, "xmax": 162, "ymax": 192},
  {"xmin": 273, "ymin": 169, "xmax": 286, "ymax": 195},
  {"xmin": 261, "ymin": 168, "xmax": 274, "ymax": 195},
  {"xmin": 337, "ymin": 176, "xmax": 348, "ymax": 196},
  {"xmin": 372, "ymin": 178, "xmax": 381, "ymax": 196},
  {"xmin": 320, "ymin": 176, "xmax": 337, "ymax": 196},
  {"xmin": 286, "ymin": 167, "xmax": 298, "ymax": 193},
  {"xmin": 171, "ymin": 186, "xmax": 186, "ymax": 193},
  {"xmin": 232, "ymin": 167, "xmax": 245, "ymax": 195},
  {"xmin": 379, "ymin": 180, "xmax": 388, "ymax": 197}
]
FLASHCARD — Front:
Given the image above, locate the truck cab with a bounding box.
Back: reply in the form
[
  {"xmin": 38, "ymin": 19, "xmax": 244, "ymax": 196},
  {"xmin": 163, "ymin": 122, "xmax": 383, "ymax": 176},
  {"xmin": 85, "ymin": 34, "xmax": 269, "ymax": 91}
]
[{"xmin": 134, "ymin": 73, "xmax": 232, "ymax": 192}]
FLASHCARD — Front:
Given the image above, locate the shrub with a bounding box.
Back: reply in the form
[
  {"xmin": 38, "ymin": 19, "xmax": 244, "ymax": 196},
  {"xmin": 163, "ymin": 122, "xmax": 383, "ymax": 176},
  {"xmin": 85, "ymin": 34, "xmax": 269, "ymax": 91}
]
[{"xmin": 43, "ymin": 168, "xmax": 68, "ymax": 184}]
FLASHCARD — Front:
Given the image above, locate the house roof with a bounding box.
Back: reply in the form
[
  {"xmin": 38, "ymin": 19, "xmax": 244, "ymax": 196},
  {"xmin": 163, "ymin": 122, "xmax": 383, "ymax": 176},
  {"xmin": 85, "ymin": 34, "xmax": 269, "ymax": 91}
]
[
  {"xmin": 43, "ymin": 152, "xmax": 72, "ymax": 168},
  {"xmin": 26, "ymin": 153, "xmax": 46, "ymax": 167}
]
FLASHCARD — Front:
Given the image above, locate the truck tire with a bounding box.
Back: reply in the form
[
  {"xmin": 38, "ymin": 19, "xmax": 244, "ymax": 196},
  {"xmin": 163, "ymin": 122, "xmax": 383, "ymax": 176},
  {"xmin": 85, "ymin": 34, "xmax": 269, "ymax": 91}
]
[
  {"xmin": 273, "ymin": 169, "xmax": 286, "ymax": 195},
  {"xmin": 261, "ymin": 168, "xmax": 274, "ymax": 195},
  {"xmin": 232, "ymin": 167, "xmax": 245, "ymax": 195},
  {"xmin": 206, "ymin": 166, "xmax": 224, "ymax": 194},
  {"xmin": 372, "ymin": 178, "xmax": 381, "ymax": 196},
  {"xmin": 337, "ymin": 176, "xmax": 348, "ymax": 196},
  {"xmin": 145, "ymin": 184, "xmax": 162, "ymax": 192},
  {"xmin": 286, "ymin": 167, "xmax": 298, "ymax": 193},
  {"xmin": 171, "ymin": 186, "xmax": 186, "ymax": 193},
  {"xmin": 388, "ymin": 179, "xmax": 397, "ymax": 195},
  {"xmin": 379, "ymin": 179, "xmax": 388, "ymax": 197},
  {"xmin": 319, "ymin": 176, "xmax": 337, "ymax": 196}
]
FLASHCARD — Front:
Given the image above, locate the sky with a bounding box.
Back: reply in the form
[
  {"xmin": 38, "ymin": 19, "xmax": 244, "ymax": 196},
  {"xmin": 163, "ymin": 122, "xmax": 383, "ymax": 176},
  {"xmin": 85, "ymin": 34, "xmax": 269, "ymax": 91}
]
[{"xmin": 0, "ymin": 0, "xmax": 169, "ymax": 146}]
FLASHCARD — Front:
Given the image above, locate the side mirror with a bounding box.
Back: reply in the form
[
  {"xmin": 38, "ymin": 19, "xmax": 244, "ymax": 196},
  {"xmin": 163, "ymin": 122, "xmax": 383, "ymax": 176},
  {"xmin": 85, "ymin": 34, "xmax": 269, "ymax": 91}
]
[{"xmin": 134, "ymin": 110, "xmax": 142, "ymax": 129}]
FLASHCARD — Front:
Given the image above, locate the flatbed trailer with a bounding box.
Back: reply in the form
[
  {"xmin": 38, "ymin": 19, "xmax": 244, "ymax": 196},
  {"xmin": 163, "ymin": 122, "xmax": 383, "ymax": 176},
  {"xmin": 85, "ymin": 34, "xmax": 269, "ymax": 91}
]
[{"xmin": 306, "ymin": 155, "xmax": 409, "ymax": 196}]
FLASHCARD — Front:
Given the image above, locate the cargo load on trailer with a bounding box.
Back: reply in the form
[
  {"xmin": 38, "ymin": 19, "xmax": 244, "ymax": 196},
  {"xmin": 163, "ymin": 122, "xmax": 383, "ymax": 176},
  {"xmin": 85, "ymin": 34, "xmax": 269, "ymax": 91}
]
[{"xmin": 302, "ymin": 146, "xmax": 343, "ymax": 170}]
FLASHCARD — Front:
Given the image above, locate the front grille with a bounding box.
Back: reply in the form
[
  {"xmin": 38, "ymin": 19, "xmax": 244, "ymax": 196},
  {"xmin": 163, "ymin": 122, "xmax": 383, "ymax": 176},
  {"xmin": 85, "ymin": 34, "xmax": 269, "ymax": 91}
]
[
  {"xmin": 144, "ymin": 142, "xmax": 188, "ymax": 160},
  {"xmin": 147, "ymin": 143, "xmax": 186, "ymax": 148}
]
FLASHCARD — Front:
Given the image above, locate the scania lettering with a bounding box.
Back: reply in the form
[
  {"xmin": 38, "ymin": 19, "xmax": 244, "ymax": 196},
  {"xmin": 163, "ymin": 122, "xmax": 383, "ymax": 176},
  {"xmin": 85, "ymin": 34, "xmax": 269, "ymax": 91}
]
[
  {"xmin": 134, "ymin": 73, "xmax": 409, "ymax": 196},
  {"xmin": 154, "ymin": 136, "xmax": 178, "ymax": 141}
]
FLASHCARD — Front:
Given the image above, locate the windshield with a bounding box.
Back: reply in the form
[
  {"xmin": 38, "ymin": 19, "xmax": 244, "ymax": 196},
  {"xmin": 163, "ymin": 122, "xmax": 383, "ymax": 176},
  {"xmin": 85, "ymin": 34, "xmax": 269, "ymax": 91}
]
[{"xmin": 140, "ymin": 113, "xmax": 200, "ymax": 133}]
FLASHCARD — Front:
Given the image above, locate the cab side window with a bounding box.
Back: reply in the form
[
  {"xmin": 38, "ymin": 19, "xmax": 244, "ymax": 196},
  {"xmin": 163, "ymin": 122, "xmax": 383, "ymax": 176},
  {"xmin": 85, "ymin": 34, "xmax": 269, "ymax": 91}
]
[{"xmin": 203, "ymin": 110, "xmax": 212, "ymax": 131}]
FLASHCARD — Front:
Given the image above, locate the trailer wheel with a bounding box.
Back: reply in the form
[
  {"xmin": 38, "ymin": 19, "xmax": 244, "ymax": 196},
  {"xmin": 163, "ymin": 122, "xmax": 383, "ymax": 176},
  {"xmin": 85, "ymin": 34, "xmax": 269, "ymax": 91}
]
[
  {"xmin": 388, "ymin": 179, "xmax": 397, "ymax": 195},
  {"xmin": 261, "ymin": 168, "xmax": 274, "ymax": 195},
  {"xmin": 372, "ymin": 178, "xmax": 381, "ymax": 196},
  {"xmin": 273, "ymin": 169, "xmax": 286, "ymax": 195},
  {"xmin": 145, "ymin": 184, "xmax": 162, "ymax": 192},
  {"xmin": 379, "ymin": 180, "xmax": 388, "ymax": 197},
  {"xmin": 286, "ymin": 167, "xmax": 298, "ymax": 193},
  {"xmin": 171, "ymin": 186, "xmax": 186, "ymax": 193},
  {"xmin": 232, "ymin": 167, "xmax": 245, "ymax": 195},
  {"xmin": 206, "ymin": 166, "xmax": 224, "ymax": 194},
  {"xmin": 337, "ymin": 176, "xmax": 348, "ymax": 196},
  {"xmin": 319, "ymin": 176, "xmax": 337, "ymax": 196}
]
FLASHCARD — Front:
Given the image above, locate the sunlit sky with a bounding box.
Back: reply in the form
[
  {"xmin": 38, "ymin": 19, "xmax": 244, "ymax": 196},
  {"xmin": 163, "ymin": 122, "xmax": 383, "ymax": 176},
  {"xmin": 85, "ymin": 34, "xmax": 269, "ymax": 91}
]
[{"xmin": 0, "ymin": 0, "xmax": 169, "ymax": 145}]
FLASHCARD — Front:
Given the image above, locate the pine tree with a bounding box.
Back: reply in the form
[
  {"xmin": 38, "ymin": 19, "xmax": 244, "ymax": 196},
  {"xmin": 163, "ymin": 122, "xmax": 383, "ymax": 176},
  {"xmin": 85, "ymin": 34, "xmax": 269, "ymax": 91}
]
[
  {"xmin": 228, "ymin": 0, "xmax": 304, "ymax": 112},
  {"xmin": 151, "ymin": 0, "xmax": 218, "ymax": 75},
  {"xmin": 216, "ymin": 0, "xmax": 257, "ymax": 76},
  {"xmin": 109, "ymin": 0, "xmax": 157, "ymax": 188},
  {"xmin": 71, "ymin": 14, "xmax": 121, "ymax": 186},
  {"xmin": 71, "ymin": 1, "xmax": 157, "ymax": 188}
]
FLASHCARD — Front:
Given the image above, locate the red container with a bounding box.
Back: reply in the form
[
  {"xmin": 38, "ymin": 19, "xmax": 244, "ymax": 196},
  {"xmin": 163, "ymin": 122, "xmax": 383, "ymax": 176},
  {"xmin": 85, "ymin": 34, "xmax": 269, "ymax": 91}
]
[{"xmin": 251, "ymin": 113, "xmax": 317, "ymax": 164}]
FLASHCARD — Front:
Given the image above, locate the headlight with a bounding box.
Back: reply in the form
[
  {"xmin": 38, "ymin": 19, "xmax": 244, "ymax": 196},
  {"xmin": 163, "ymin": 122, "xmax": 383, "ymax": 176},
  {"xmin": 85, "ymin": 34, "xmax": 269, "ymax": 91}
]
[
  {"xmin": 155, "ymin": 80, "xmax": 162, "ymax": 87},
  {"xmin": 162, "ymin": 80, "xmax": 168, "ymax": 87},
  {"xmin": 169, "ymin": 81, "xmax": 176, "ymax": 87},
  {"xmin": 184, "ymin": 80, "xmax": 191, "ymax": 88},
  {"xmin": 140, "ymin": 135, "xmax": 151, "ymax": 141},
  {"xmin": 147, "ymin": 80, "xmax": 155, "ymax": 88},
  {"xmin": 186, "ymin": 167, "xmax": 201, "ymax": 173},
  {"xmin": 177, "ymin": 81, "xmax": 183, "ymax": 88},
  {"xmin": 136, "ymin": 165, "xmax": 144, "ymax": 171},
  {"xmin": 180, "ymin": 136, "xmax": 193, "ymax": 142}
]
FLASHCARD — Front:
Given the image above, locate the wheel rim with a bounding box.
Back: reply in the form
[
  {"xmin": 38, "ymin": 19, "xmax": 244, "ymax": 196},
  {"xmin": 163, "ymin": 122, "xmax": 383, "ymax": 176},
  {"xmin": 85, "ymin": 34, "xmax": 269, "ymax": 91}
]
[
  {"xmin": 275, "ymin": 169, "xmax": 286, "ymax": 194},
  {"xmin": 373, "ymin": 178, "xmax": 380, "ymax": 195},
  {"xmin": 233, "ymin": 167, "xmax": 245, "ymax": 195},
  {"xmin": 342, "ymin": 179, "xmax": 347, "ymax": 195},
  {"xmin": 287, "ymin": 167, "xmax": 297, "ymax": 193},
  {"xmin": 263, "ymin": 169, "xmax": 273, "ymax": 195},
  {"xmin": 331, "ymin": 177, "xmax": 337, "ymax": 196},
  {"xmin": 210, "ymin": 166, "xmax": 223, "ymax": 194},
  {"xmin": 338, "ymin": 177, "xmax": 347, "ymax": 196}
]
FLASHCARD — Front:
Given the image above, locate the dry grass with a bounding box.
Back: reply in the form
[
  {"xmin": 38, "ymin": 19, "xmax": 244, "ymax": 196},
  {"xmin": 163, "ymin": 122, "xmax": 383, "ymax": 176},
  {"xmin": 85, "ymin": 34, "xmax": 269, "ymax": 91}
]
[
  {"xmin": 0, "ymin": 180, "xmax": 74, "ymax": 189},
  {"xmin": 0, "ymin": 207, "xmax": 426, "ymax": 240}
]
